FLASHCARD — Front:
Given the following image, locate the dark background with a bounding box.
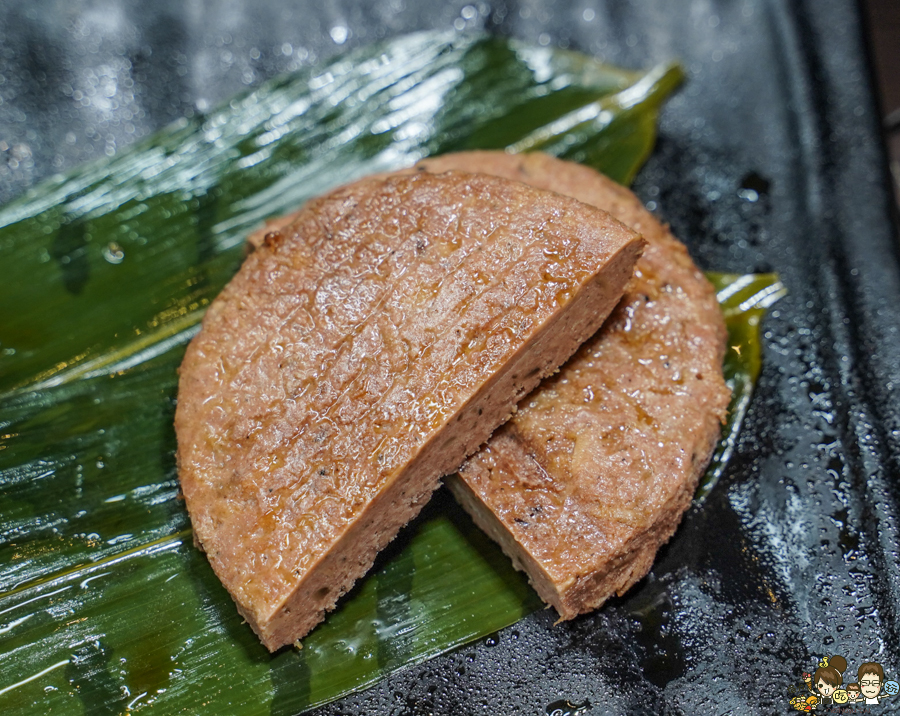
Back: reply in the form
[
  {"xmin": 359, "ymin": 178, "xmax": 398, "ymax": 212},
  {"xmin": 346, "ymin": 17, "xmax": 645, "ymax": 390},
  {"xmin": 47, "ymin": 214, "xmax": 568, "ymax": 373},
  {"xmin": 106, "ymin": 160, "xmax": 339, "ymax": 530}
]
[
  {"xmin": 2, "ymin": 1, "xmax": 899, "ymax": 215},
  {"xmin": 860, "ymin": 0, "xmax": 900, "ymax": 209},
  {"xmin": 2, "ymin": 2, "xmax": 900, "ymax": 715}
]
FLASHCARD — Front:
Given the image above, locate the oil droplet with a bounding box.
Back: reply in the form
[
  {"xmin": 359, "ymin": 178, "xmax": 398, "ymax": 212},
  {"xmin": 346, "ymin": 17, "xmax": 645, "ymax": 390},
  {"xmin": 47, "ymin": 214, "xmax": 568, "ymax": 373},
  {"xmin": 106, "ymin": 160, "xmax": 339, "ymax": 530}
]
[{"xmin": 103, "ymin": 241, "xmax": 125, "ymax": 264}]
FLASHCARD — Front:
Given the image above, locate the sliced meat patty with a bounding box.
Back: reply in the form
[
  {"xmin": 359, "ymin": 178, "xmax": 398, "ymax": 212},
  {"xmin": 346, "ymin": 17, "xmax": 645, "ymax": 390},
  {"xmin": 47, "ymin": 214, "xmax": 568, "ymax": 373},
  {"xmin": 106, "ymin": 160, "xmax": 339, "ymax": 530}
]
[
  {"xmin": 415, "ymin": 152, "xmax": 731, "ymax": 620},
  {"xmin": 175, "ymin": 170, "xmax": 645, "ymax": 650}
]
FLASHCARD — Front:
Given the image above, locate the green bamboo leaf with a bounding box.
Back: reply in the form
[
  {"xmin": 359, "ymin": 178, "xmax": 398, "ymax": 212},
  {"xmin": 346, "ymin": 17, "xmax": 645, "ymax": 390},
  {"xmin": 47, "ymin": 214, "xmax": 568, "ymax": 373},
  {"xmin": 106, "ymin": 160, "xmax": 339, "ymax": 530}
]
[
  {"xmin": 0, "ymin": 31, "xmax": 668, "ymax": 397},
  {"xmin": 697, "ymin": 273, "xmax": 788, "ymax": 502},
  {"xmin": 0, "ymin": 30, "xmax": 775, "ymax": 716},
  {"xmin": 507, "ymin": 62, "xmax": 684, "ymax": 184}
]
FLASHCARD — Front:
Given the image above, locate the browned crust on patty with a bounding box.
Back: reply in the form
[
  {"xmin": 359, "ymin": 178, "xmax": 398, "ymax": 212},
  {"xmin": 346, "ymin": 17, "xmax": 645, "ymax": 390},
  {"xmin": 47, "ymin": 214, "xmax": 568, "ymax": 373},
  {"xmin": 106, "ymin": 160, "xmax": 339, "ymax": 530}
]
[
  {"xmin": 176, "ymin": 169, "xmax": 645, "ymax": 649},
  {"xmin": 415, "ymin": 152, "xmax": 730, "ymax": 620}
]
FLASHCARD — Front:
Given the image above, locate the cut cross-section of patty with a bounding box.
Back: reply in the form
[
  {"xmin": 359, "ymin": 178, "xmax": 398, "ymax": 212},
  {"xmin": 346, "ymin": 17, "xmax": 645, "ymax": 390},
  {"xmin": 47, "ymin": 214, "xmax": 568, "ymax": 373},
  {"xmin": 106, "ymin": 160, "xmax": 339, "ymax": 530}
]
[
  {"xmin": 175, "ymin": 169, "xmax": 645, "ymax": 650},
  {"xmin": 414, "ymin": 152, "xmax": 731, "ymax": 620}
]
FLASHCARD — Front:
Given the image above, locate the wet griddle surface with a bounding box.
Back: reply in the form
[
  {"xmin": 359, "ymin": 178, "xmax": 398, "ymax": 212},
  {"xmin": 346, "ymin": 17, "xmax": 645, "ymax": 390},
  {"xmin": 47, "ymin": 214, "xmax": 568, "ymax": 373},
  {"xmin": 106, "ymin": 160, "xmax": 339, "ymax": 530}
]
[{"xmin": 2, "ymin": 1, "xmax": 899, "ymax": 713}]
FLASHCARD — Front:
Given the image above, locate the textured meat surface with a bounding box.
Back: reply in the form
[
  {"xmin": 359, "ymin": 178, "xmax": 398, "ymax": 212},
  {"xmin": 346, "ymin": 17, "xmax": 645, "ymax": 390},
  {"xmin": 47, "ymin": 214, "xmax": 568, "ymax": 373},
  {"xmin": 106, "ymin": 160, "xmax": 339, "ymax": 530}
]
[
  {"xmin": 417, "ymin": 152, "xmax": 731, "ymax": 619},
  {"xmin": 175, "ymin": 170, "xmax": 645, "ymax": 649}
]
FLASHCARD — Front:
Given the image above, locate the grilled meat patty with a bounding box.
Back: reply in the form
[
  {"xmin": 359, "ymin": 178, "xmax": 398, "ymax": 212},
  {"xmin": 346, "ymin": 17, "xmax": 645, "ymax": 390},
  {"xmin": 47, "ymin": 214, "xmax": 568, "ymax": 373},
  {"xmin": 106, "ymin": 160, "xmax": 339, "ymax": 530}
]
[
  {"xmin": 176, "ymin": 169, "xmax": 645, "ymax": 650},
  {"xmin": 415, "ymin": 152, "xmax": 730, "ymax": 619}
]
